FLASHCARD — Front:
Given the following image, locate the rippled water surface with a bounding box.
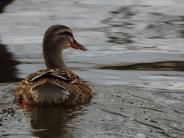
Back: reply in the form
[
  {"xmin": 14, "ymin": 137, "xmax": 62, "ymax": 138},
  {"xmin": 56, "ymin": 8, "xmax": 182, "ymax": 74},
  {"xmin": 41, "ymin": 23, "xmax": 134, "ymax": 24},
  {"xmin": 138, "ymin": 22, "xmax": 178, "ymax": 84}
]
[{"xmin": 1, "ymin": 0, "xmax": 184, "ymax": 138}]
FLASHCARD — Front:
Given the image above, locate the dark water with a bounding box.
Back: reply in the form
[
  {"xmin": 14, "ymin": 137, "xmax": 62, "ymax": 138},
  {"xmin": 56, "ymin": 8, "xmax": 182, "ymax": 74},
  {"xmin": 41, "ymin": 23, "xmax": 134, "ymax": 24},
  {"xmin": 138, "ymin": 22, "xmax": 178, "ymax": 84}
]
[{"xmin": 1, "ymin": 0, "xmax": 184, "ymax": 138}]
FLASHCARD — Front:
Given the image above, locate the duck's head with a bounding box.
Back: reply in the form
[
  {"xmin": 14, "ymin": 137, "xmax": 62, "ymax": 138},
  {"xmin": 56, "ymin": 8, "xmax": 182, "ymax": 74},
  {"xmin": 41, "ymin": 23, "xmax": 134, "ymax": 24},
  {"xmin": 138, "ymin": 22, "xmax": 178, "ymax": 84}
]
[
  {"xmin": 43, "ymin": 25, "xmax": 87, "ymax": 69},
  {"xmin": 43, "ymin": 25, "xmax": 87, "ymax": 51}
]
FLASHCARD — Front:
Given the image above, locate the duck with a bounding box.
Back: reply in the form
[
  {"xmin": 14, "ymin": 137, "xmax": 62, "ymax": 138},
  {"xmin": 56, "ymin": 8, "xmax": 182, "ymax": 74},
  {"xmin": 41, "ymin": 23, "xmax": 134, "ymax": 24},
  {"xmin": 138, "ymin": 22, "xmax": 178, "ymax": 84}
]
[{"xmin": 15, "ymin": 25, "xmax": 92, "ymax": 105}]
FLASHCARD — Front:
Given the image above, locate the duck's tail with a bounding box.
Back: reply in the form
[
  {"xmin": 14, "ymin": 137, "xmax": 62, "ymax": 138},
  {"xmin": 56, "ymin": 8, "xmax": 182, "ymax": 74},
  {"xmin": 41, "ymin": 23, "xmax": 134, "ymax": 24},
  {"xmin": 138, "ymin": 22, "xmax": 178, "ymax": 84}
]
[{"xmin": 30, "ymin": 82, "xmax": 70, "ymax": 105}]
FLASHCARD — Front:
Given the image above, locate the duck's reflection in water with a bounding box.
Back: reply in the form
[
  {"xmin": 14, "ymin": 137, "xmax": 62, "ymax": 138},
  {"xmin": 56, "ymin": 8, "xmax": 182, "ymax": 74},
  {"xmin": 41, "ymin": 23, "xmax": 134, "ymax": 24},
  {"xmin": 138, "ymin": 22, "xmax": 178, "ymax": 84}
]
[
  {"xmin": 0, "ymin": 43, "xmax": 19, "ymax": 82},
  {"xmin": 31, "ymin": 106, "xmax": 82, "ymax": 138}
]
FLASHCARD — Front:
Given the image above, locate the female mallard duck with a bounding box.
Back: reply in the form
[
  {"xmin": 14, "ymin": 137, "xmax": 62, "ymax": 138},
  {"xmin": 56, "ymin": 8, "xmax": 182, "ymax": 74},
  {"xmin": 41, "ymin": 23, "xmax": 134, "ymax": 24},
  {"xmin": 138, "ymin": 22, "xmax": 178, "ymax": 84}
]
[{"xmin": 15, "ymin": 25, "xmax": 92, "ymax": 105}]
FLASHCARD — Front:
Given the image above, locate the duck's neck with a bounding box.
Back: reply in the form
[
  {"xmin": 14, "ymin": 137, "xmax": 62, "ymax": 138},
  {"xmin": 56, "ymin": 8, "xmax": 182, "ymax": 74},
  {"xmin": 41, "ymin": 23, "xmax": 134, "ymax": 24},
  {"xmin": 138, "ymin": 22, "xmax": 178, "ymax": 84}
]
[{"xmin": 43, "ymin": 41, "xmax": 66, "ymax": 69}]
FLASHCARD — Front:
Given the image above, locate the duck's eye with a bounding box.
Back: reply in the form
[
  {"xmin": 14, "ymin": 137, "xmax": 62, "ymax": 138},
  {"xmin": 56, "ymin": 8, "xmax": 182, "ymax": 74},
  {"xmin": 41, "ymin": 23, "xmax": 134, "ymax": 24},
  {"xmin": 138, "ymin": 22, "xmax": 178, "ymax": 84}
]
[{"xmin": 58, "ymin": 31, "xmax": 73, "ymax": 38}]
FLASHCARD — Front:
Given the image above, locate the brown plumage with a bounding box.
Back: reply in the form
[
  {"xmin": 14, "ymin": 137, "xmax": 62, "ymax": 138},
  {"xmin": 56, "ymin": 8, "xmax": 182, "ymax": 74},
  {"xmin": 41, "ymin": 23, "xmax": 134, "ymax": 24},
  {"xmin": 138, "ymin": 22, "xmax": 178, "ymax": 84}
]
[{"xmin": 15, "ymin": 25, "xmax": 92, "ymax": 105}]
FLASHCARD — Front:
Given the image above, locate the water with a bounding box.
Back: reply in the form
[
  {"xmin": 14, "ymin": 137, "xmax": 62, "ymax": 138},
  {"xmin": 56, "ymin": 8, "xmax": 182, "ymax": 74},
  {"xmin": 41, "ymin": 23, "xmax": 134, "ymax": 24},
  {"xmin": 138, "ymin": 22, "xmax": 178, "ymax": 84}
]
[{"xmin": 1, "ymin": 0, "xmax": 184, "ymax": 137}]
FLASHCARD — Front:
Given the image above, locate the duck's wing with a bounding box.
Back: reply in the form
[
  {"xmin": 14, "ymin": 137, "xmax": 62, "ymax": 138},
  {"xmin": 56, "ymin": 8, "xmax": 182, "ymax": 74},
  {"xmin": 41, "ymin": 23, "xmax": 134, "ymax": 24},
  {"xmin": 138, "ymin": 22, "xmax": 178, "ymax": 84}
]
[
  {"xmin": 29, "ymin": 70, "xmax": 71, "ymax": 82},
  {"xmin": 15, "ymin": 68, "xmax": 83, "ymax": 105}
]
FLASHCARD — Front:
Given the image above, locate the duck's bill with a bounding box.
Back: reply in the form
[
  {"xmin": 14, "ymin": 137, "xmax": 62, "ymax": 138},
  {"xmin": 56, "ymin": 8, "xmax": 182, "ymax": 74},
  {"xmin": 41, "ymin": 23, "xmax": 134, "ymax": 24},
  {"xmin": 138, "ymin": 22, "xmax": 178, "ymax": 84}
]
[{"xmin": 71, "ymin": 40, "xmax": 87, "ymax": 51}]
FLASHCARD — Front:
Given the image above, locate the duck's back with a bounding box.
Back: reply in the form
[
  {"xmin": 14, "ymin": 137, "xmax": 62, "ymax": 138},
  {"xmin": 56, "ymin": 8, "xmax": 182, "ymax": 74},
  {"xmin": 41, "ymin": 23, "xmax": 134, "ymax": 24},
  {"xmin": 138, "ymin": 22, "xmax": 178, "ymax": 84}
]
[{"xmin": 15, "ymin": 68, "xmax": 92, "ymax": 105}]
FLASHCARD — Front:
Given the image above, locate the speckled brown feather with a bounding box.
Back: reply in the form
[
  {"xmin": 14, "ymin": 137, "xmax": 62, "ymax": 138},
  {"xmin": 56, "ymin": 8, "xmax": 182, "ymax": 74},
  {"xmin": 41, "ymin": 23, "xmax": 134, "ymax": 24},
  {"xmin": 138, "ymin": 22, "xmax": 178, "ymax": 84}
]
[{"xmin": 15, "ymin": 68, "xmax": 92, "ymax": 105}]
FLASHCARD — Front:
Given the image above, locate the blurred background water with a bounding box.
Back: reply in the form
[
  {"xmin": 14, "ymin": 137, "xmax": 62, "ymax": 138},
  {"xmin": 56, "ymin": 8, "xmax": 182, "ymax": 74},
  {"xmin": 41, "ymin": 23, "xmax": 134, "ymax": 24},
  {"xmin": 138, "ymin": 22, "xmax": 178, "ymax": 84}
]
[{"xmin": 1, "ymin": 0, "xmax": 184, "ymax": 138}]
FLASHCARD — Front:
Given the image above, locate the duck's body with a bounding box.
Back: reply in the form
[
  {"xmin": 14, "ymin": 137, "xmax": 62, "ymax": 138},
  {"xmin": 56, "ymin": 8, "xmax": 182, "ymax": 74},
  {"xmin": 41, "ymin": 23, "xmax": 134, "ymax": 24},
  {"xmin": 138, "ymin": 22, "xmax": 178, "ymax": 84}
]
[{"xmin": 15, "ymin": 25, "xmax": 92, "ymax": 105}]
